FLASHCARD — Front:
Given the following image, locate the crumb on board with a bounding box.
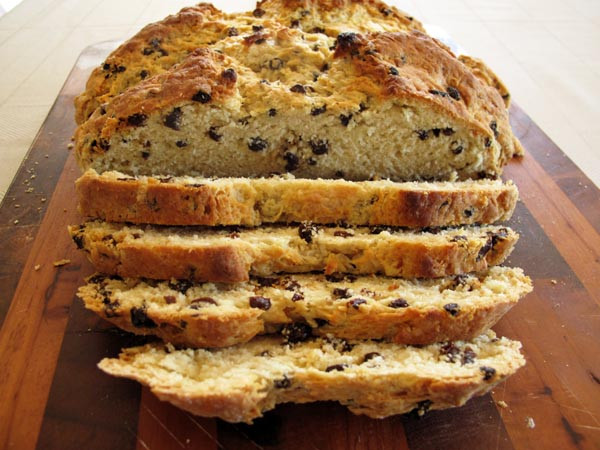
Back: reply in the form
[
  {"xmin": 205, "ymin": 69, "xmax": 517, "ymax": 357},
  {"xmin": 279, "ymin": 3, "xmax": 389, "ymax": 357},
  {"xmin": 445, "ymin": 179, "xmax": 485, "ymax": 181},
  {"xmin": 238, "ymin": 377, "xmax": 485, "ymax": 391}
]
[
  {"xmin": 67, "ymin": 143, "xmax": 74, "ymax": 149},
  {"xmin": 526, "ymin": 417, "xmax": 535, "ymax": 429},
  {"xmin": 497, "ymin": 400, "xmax": 508, "ymax": 408},
  {"xmin": 53, "ymin": 259, "xmax": 71, "ymax": 267},
  {"xmin": 34, "ymin": 264, "xmax": 41, "ymax": 271},
  {"xmin": 550, "ymin": 279, "xmax": 557, "ymax": 285},
  {"xmin": 13, "ymin": 219, "xmax": 19, "ymax": 225}
]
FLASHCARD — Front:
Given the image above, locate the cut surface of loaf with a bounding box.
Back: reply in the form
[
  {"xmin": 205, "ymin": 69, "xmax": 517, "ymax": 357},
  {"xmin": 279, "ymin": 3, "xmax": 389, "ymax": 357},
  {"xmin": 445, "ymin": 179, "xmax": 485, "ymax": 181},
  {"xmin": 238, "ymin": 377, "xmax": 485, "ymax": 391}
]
[
  {"xmin": 69, "ymin": 221, "xmax": 518, "ymax": 282},
  {"xmin": 75, "ymin": 24, "xmax": 520, "ymax": 181},
  {"xmin": 98, "ymin": 330, "xmax": 525, "ymax": 423},
  {"xmin": 76, "ymin": 169, "xmax": 518, "ymax": 227},
  {"xmin": 78, "ymin": 267, "xmax": 532, "ymax": 347},
  {"xmin": 75, "ymin": 0, "xmax": 425, "ymax": 123}
]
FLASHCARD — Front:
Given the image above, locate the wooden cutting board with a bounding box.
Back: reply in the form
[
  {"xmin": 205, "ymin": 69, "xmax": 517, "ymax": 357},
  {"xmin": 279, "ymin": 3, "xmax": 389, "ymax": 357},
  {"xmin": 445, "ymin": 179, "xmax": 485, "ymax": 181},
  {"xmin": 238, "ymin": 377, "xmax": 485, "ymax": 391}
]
[{"xmin": 0, "ymin": 44, "xmax": 599, "ymax": 450}]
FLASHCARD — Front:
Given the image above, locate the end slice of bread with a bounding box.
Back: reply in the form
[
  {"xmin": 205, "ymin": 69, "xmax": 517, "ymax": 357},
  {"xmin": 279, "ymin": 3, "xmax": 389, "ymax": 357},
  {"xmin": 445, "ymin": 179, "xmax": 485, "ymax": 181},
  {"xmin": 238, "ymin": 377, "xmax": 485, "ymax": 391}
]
[
  {"xmin": 98, "ymin": 330, "xmax": 525, "ymax": 423},
  {"xmin": 79, "ymin": 267, "xmax": 532, "ymax": 347},
  {"xmin": 76, "ymin": 170, "xmax": 518, "ymax": 227}
]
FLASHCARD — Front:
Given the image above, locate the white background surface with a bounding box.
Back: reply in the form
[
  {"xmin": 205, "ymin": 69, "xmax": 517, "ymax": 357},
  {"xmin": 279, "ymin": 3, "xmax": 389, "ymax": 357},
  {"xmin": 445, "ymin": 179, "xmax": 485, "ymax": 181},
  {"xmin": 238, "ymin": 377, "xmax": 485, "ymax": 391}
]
[{"xmin": 0, "ymin": 0, "xmax": 599, "ymax": 202}]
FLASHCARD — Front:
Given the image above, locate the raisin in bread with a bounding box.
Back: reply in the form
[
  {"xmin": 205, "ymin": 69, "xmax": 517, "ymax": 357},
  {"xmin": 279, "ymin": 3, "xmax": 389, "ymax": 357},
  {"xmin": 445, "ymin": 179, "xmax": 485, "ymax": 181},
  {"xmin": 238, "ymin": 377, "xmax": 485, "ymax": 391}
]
[
  {"xmin": 79, "ymin": 267, "xmax": 532, "ymax": 347},
  {"xmin": 76, "ymin": 170, "xmax": 518, "ymax": 227},
  {"xmin": 74, "ymin": 26, "xmax": 521, "ymax": 181},
  {"xmin": 69, "ymin": 221, "xmax": 518, "ymax": 282},
  {"xmin": 74, "ymin": 0, "xmax": 425, "ymax": 123},
  {"xmin": 98, "ymin": 330, "xmax": 525, "ymax": 423}
]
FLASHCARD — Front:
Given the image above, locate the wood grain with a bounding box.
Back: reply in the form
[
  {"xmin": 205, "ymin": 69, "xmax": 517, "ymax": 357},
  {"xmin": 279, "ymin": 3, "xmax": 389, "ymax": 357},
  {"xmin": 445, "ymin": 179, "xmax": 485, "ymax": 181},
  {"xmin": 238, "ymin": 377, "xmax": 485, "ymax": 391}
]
[{"xmin": 0, "ymin": 46, "xmax": 599, "ymax": 450}]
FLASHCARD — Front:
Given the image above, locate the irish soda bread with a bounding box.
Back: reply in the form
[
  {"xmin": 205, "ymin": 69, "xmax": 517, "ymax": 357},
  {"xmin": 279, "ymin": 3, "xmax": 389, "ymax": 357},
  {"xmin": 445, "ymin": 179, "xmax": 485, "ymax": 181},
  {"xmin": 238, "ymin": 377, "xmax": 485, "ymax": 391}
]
[
  {"xmin": 75, "ymin": 0, "xmax": 425, "ymax": 123},
  {"xmin": 74, "ymin": 3, "xmax": 521, "ymax": 180},
  {"xmin": 76, "ymin": 169, "xmax": 518, "ymax": 227},
  {"xmin": 79, "ymin": 267, "xmax": 532, "ymax": 347},
  {"xmin": 98, "ymin": 331, "xmax": 525, "ymax": 423},
  {"xmin": 70, "ymin": 221, "xmax": 518, "ymax": 282}
]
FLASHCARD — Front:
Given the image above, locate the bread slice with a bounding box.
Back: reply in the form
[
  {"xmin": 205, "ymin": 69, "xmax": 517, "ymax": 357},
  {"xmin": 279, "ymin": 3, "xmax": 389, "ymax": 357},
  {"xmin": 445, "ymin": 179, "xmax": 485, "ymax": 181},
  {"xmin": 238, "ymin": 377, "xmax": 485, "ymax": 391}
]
[
  {"xmin": 78, "ymin": 267, "xmax": 532, "ymax": 347},
  {"xmin": 98, "ymin": 330, "xmax": 525, "ymax": 423},
  {"xmin": 76, "ymin": 169, "xmax": 518, "ymax": 227},
  {"xmin": 74, "ymin": 0, "xmax": 424, "ymax": 123},
  {"xmin": 69, "ymin": 221, "xmax": 518, "ymax": 282},
  {"xmin": 75, "ymin": 27, "xmax": 520, "ymax": 181}
]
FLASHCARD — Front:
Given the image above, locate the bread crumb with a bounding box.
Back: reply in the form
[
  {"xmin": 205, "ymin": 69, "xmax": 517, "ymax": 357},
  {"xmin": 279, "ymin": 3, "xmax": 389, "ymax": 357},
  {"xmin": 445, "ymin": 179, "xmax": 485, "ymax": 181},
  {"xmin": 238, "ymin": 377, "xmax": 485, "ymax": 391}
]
[
  {"xmin": 14, "ymin": 204, "xmax": 20, "ymax": 208},
  {"xmin": 550, "ymin": 279, "xmax": 557, "ymax": 285},
  {"xmin": 53, "ymin": 259, "xmax": 71, "ymax": 267},
  {"xmin": 41, "ymin": 198, "xmax": 47, "ymax": 203},
  {"xmin": 497, "ymin": 400, "xmax": 508, "ymax": 408},
  {"xmin": 25, "ymin": 187, "xmax": 34, "ymax": 193},
  {"xmin": 13, "ymin": 219, "xmax": 19, "ymax": 225},
  {"xmin": 34, "ymin": 264, "xmax": 41, "ymax": 271},
  {"xmin": 67, "ymin": 143, "xmax": 74, "ymax": 149},
  {"xmin": 526, "ymin": 416, "xmax": 535, "ymax": 429}
]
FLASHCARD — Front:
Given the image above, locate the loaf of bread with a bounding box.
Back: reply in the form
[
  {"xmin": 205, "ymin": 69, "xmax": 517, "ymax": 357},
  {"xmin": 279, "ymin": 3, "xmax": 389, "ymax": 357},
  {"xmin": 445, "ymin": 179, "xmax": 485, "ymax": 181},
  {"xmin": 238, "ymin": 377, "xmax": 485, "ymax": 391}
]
[
  {"xmin": 98, "ymin": 330, "xmax": 525, "ymax": 423},
  {"xmin": 75, "ymin": 0, "xmax": 425, "ymax": 123},
  {"xmin": 78, "ymin": 267, "xmax": 531, "ymax": 347},
  {"xmin": 74, "ymin": 5, "xmax": 521, "ymax": 181},
  {"xmin": 76, "ymin": 169, "xmax": 518, "ymax": 227},
  {"xmin": 70, "ymin": 221, "xmax": 518, "ymax": 282}
]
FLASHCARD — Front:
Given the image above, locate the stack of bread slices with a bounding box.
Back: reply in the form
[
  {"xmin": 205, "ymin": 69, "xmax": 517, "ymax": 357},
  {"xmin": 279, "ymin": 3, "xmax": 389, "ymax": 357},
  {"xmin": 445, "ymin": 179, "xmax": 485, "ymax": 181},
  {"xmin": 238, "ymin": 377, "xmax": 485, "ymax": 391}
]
[{"xmin": 69, "ymin": 0, "xmax": 532, "ymax": 423}]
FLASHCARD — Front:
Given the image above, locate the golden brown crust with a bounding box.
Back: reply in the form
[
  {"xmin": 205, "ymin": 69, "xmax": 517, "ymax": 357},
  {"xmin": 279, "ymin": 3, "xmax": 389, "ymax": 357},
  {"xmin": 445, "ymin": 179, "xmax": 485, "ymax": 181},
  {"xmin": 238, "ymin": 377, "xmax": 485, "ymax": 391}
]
[
  {"xmin": 75, "ymin": 170, "xmax": 518, "ymax": 227},
  {"xmin": 78, "ymin": 267, "xmax": 532, "ymax": 347},
  {"xmin": 69, "ymin": 221, "xmax": 518, "ymax": 282},
  {"xmin": 98, "ymin": 332, "xmax": 526, "ymax": 422}
]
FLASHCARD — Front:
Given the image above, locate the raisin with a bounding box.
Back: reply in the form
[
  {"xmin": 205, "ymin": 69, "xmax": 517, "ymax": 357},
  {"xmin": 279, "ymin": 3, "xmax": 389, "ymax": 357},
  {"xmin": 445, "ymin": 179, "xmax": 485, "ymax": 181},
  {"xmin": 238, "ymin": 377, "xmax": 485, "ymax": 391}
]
[
  {"xmin": 298, "ymin": 221, "xmax": 318, "ymax": 243},
  {"xmin": 333, "ymin": 288, "xmax": 351, "ymax": 299},
  {"xmin": 490, "ymin": 121, "xmax": 499, "ymax": 137},
  {"xmin": 139, "ymin": 70, "xmax": 149, "ymax": 79},
  {"xmin": 339, "ymin": 114, "xmax": 352, "ymax": 126},
  {"xmin": 464, "ymin": 208, "xmax": 474, "ymax": 217},
  {"xmin": 227, "ymin": 27, "xmax": 239, "ymax": 36},
  {"xmin": 253, "ymin": 8, "xmax": 265, "ymax": 17},
  {"xmin": 325, "ymin": 364, "xmax": 347, "ymax": 372},
  {"xmin": 480, "ymin": 366, "xmax": 496, "ymax": 381},
  {"xmin": 311, "ymin": 105, "xmax": 327, "ymax": 116},
  {"xmin": 191, "ymin": 297, "xmax": 217, "ymax": 305},
  {"xmin": 348, "ymin": 298, "xmax": 367, "ymax": 309},
  {"xmin": 389, "ymin": 66, "xmax": 399, "ymax": 76},
  {"xmin": 447, "ymin": 86, "xmax": 461, "ymax": 101},
  {"xmin": 164, "ymin": 295, "xmax": 176, "ymax": 304},
  {"xmin": 440, "ymin": 342, "xmax": 460, "ymax": 362},
  {"xmin": 307, "ymin": 157, "xmax": 317, "ymax": 166},
  {"xmin": 290, "ymin": 19, "xmax": 300, "ymax": 28},
  {"xmin": 443, "ymin": 128, "xmax": 455, "ymax": 136},
  {"xmin": 476, "ymin": 234, "xmax": 495, "ymax": 261},
  {"xmin": 102, "ymin": 63, "xmax": 110, "ymax": 70},
  {"xmin": 168, "ymin": 280, "xmax": 192, "ymax": 294},
  {"xmin": 485, "ymin": 137, "xmax": 492, "ymax": 148},
  {"xmin": 462, "ymin": 347, "xmax": 476, "ymax": 365},
  {"xmin": 248, "ymin": 136, "xmax": 268, "ymax": 151},
  {"xmin": 72, "ymin": 233, "xmax": 85, "ymax": 250},
  {"xmin": 269, "ymin": 58, "xmax": 284, "ymax": 70},
  {"xmin": 380, "ymin": 7, "xmax": 392, "ymax": 16},
  {"xmin": 127, "ymin": 113, "xmax": 147, "ymax": 127},
  {"xmin": 281, "ymin": 322, "xmax": 312, "ymax": 343},
  {"xmin": 256, "ymin": 276, "xmax": 277, "ymax": 287},
  {"xmin": 252, "ymin": 24, "xmax": 264, "ymax": 32},
  {"xmin": 359, "ymin": 102, "xmax": 368, "ymax": 112},
  {"xmin": 274, "ymin": 376, "xmax": 291, "ymax": 388},
  {"xmin": 309, "ymin": 138, "xmax": 329, "ymax": 155},
  {"xmin": 292, "ymin": 292, "xmax": 304, "ymax": 302},
  {"xmin": 290, "ymin": 84, "xmax": 306, "ymax": 94},
  {"xmin": 450, "ymin": 141, "xmax": 464, "ymax": 155},
  {"xmin": 389, "ymin": 298, "xmax": 409, "ymax": 308},
  {"xmin": 141, "ymin": 151, "xmax": 150, "ymax": 159},
  {"xmin": 284, "ymin": 152, "xmax": 299, "ymax": 171},
  {"xmin": 130, "ymin": 307, "xmax": 157, "ymax": 328},
  {"xmin": 416, "ymin": 130, "xmax": 429, "ymax": 140},
  {"xmin": 268, "ymin": 108, "xmax": 277, "ymax": 117},
  {"xmin": 335, "ymin": 32, "xmax": 358, "ymax": 50},
  {"xmin": 192, "ymin": 90, "xmax": 211, "ymax": 103},
  {"xmin": 221, "ymin": 68, "xmax": 237, "ymax": 82},
  {"xmin": 208, "ymin": 126, "xmax": 222, "ymax": 142},
  {"xmin": 176, "ymin": 141, "xmax": 188, "ymax": 148},
  {"xmin": 429, "ymin": 89, "xmax": 448, "ymax": 97},
  {"xmin": 432, "ymin": 128, "xmax": 441, "ymax": 137},
  {"xmin": 363, "ymin": 352, "xmax": 382, "ymax": 362},
  {"xmin": 443, "ymin": 303, "xmax": 460, "ymax": 316},
  {"xmin": 164, "ymin": 107, "xmax": 182, "ymax": 130},
  {"xmin": 249, "ymin": 296, "xmax": 271, "ymax": 310}
]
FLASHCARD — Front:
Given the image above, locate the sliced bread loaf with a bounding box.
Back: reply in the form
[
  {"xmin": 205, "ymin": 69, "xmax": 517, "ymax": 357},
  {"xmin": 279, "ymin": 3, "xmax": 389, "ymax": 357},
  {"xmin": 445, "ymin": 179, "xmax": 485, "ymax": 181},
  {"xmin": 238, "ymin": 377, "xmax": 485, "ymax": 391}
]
[
  {"xmin": 98, "ymin": 330, "xmax": 525, "ymax": 423},
  {"xmin": 69, "ymin": 221, "xmax": 518, "ymax": 282},
  {"xmin": 75, "ymin": 0, "xmax": 424, "ymax": 123},
  {"xmin": 76, "ymin": 169, "xmax": 518, "ymax": 227},
  {"xmin": 75, "ymin": 27, "xmax": 520, "ymax": 181},
  {"xmin": 79, "ymin": 267, "xmax": 532, "ymax": 347}
]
